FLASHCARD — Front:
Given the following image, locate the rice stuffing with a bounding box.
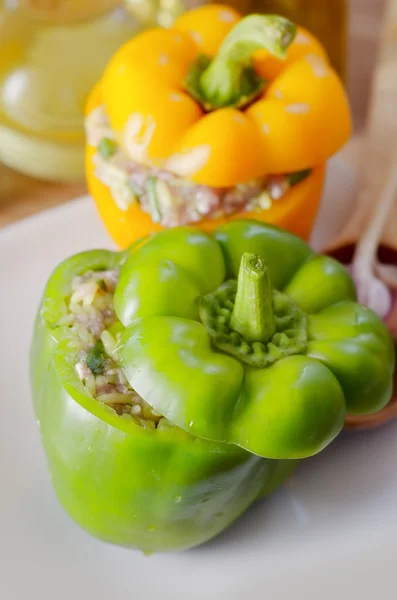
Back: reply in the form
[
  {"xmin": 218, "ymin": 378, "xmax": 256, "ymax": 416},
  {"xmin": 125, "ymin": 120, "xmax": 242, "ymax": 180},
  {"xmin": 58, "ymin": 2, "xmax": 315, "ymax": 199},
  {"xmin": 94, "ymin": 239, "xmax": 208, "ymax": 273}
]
[{"xmin": 59, "ymin": 269, "xmax": 163, "ymax": 429}]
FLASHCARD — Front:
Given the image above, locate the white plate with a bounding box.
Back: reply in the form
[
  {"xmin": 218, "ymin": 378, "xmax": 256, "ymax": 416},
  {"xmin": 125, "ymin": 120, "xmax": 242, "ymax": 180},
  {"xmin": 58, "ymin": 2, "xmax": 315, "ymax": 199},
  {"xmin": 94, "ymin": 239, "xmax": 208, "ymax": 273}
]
[{"xmin": 1, "ymin": 159, "xmax": 396, "ymax": 600}]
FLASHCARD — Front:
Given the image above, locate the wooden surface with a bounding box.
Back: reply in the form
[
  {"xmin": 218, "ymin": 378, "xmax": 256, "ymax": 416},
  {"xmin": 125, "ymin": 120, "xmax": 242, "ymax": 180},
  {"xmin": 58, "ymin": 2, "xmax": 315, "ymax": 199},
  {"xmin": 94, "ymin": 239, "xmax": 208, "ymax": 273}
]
[
  {"xmin": 0, "ymin": 168, "xmax": 86, "ymax": 227},
  {"xmin": 0, "ymin": 0, "xmax": 387, "ymax": 228}
]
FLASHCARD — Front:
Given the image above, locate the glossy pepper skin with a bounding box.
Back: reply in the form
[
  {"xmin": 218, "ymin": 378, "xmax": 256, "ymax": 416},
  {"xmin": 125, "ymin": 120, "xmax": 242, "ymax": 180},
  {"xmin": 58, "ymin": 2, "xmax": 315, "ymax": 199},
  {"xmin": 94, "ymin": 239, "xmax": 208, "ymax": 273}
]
[
  {"xmin": 31, "ymin": 247, "xmax": 296, "ymax": 553},
  {"xmin": 85, "ymin": 4, "xmax": 350, "ymax": 247},
  {"xmin": 31, "ymin": 221, "xmax": 394, "ymax": 552},
  {"xmin": 114, "ymin": 222, "xmax": 394, "ymax": 458}
]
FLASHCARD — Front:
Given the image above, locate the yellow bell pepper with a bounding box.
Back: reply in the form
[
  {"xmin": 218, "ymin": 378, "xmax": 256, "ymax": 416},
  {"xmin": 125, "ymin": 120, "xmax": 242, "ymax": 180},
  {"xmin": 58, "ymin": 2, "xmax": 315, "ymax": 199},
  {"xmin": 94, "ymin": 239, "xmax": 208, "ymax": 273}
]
[{"xmin": 85, "ymin": 4, "xmax": 351, "ymax": 248}]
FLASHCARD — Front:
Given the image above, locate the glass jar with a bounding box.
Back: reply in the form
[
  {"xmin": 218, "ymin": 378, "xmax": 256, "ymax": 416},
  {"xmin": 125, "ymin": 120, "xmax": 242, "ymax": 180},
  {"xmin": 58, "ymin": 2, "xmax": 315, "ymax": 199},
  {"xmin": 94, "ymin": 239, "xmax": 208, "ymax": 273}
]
[{"xmin": 0, "ymin": 1, "xmax": 140, "ymax": 181}]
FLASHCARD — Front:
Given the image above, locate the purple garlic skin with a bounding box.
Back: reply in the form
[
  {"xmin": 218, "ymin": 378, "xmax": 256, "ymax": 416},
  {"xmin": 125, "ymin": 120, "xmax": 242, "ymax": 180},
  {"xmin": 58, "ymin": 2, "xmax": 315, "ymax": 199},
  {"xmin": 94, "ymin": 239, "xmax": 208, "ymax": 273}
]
[{"xmin": 351, "ymin": 264, "xmax": 394, "ymax": 319}]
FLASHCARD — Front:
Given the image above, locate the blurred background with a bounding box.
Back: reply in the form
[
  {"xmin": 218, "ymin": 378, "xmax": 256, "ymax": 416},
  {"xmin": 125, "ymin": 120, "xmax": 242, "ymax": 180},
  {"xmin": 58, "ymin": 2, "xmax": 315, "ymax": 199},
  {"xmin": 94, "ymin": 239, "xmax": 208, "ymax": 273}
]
[{"xmin": 0, "ymin": 0, "xmax": 385, "ymax": 226}]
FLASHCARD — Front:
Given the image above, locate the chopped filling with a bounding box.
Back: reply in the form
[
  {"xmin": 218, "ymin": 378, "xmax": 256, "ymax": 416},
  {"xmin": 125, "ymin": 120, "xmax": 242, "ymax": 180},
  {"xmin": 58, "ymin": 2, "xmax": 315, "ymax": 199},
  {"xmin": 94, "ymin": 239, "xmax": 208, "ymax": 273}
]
[
  {"xmin": 86, "ymin": 106, "xmax": 311, "ymax": 227},
  {"xmin": 59, "ymin": 269, "xmax": 163, "ymax": 429}
]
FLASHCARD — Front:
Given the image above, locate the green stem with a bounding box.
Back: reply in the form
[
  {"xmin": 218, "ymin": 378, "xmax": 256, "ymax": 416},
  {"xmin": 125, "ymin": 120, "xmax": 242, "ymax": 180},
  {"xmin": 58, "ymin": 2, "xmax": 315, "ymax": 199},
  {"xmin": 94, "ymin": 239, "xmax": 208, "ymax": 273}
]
[
  {"xmin": 230, "ymin": 253, "xmax": 276, "ymax": 343},
  {"xmin": 198, "ymin": 14, "xmax": 296, "ymax": 109}
]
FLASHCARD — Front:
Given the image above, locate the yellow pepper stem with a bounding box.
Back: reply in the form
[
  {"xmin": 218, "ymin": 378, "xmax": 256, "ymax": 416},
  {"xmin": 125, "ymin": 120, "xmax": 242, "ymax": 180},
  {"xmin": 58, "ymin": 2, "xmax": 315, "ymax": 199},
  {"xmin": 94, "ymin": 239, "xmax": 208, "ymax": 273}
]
[
  {"xmin": 230, "ymin": 253, "xmax": 276, "ymax": 343},
  {"xmin": 198, "ymin": 14, "xmax": 297, "ymax": 109}
]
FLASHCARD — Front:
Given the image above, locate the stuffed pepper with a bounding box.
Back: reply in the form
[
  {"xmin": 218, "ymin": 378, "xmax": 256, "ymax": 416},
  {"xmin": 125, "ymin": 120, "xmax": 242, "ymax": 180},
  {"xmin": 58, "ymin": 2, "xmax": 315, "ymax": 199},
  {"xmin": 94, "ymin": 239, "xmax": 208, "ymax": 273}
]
[
  {"xmin": 85, "ymin": 4, "xmax": 351, "ymax": 248},
  {"xmin": 31, "ymin": 221, "xmax": 394, "ymax": 553}
]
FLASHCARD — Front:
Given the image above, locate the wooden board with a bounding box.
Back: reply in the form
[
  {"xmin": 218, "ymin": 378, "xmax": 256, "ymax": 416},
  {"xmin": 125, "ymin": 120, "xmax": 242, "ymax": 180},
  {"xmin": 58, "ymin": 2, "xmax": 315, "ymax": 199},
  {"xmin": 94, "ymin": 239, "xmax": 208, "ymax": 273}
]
[{"xmin": 0, "ymin": 163, "xmax": 86, "ymax": 228}]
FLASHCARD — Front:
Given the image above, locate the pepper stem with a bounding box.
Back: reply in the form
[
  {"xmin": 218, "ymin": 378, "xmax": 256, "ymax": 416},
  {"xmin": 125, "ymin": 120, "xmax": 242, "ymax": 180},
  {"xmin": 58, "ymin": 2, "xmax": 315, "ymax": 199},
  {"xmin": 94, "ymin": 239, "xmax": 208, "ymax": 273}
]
[
  {"xmin": 230, "ymin": 253, "xmax": 276, "ymax": 343},
  {"xmin": 198, "ymin": 14, "xmax": 296, "ymax": 109}
]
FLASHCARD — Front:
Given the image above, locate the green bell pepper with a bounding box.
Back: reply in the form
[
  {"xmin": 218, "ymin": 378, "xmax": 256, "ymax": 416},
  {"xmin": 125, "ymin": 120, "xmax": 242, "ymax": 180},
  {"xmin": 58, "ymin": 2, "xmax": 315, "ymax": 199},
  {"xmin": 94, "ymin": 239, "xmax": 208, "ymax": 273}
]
[
  {"xmin": 116, "ymin": 222, "xmax": 394, "ymax": 459},
  {"xmin": 31, "ymin": 220, "xmax": 394, "ymax": 552},
  {"xmin": 31, "ymin": 245, "xmax": 295, "ymax": 554}
]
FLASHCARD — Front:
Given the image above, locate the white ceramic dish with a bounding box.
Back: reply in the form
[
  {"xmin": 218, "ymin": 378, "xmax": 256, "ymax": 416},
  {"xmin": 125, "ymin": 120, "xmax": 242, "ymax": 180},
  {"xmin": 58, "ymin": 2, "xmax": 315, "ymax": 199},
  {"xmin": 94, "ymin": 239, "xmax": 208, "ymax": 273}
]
[{"xmin": 1, "ymin": 160, "xmax": 396, "ymax": 600}]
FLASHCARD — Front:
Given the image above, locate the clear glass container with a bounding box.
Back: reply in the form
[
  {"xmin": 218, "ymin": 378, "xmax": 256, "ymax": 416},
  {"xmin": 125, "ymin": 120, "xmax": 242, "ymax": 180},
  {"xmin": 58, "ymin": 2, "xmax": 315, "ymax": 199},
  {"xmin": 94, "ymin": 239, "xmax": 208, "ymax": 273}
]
[{"xmin": 0, "ymin": 1, "xmax": 140, "ymax": 181}]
